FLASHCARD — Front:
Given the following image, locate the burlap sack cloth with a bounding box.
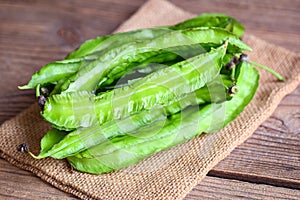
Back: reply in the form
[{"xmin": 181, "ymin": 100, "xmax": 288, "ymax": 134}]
[{"xmin": 0, "ymin": 0, "xmax": 299, "ymax": 199}]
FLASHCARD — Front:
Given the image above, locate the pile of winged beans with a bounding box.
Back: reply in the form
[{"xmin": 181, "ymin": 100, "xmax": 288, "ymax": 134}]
[{"xmin": 18, "ymin": 13, "xmax": 283, "ymax": 174}]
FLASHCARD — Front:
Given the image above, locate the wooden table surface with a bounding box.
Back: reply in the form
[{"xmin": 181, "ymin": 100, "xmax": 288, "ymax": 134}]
[{"xmin": 0, "ymin": 0, "xmax": 299, "ymax": 199}]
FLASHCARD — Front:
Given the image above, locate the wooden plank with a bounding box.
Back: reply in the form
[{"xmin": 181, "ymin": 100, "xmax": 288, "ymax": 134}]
[
  {"xmin": 185, "ymin": 176, "xmax": 300, "ymax": 200},
  {"xmin": 209, "ymin": 86, "xmax": 300, "ymax": 189},
  {"xmin": 0, "ymin": 158, "xmax": 76, "ymax": 199},
  {"xmin": 0, "ymin": 91, "xmax": 35, "ymax": 124}
]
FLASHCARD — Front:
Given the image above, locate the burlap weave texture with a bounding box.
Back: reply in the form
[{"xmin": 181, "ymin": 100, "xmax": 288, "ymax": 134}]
[{"xmin": 0, "ymin": 0, "xmax": 299, "ymax": 199}]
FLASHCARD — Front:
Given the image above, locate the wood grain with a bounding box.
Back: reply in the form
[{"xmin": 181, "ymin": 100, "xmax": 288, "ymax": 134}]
[
  {"xmin": 0, "ymin": 158, "xmax": 76, "ymax": 200},
  {"xmin": 209, "ymin": 86, "xmax": 300, "ymax": 189},
  {"xmin": 0, "ymin": 90, "xmax": 35, "ymax": 124},
  {"xmin": 0, "ymin": 0, "xmax": 299, "ymax": 199},
  {"xmin": 185, "ymin": 176, "xmax": 300, "ymax": 200}
]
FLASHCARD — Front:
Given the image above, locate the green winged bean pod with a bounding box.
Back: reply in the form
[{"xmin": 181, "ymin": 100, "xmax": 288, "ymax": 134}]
[
  {"xmin": 18, "ymin": 57, "xmax": 94, "ymax": 90},
  {"xmin": 66, "ymin": 28, "xmax": 171, "ymax": 59},
  {"xmin": 32, "ymin": 74, "xmax": 233, "ymax": 159},
  {"xmin": 19, "ymin": 28, "xmax": 172, "ymax": 90},
  {"xmin": 68, "ymin": 13, "xmax": 245, "ymax": 59},
  {"xmin": 42, "ymin": 44, "xmax": 227, "ymax": 130},
  {"xmin": 172, "ymin": 13, "xmax": 245, "ymax": 38},
  {"xmin": 67, "ymin": 61, "xmax": 259, "ymax": 174},
  {"xmin": 60, "ymin": 27, "xmax": 250, "ymax": 94}
]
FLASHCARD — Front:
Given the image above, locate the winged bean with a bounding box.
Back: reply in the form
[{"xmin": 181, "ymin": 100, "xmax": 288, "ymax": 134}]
[
  {"xmin": 34, "ymin": 73, "xmax": 232, "ymax": 159},
  {"xmin": 68, "ymin": 13, "xmax": 245, "ymax": 59},
  {"xmin": 42, "ymin": 44, "xmax": 227, "ymax": 130},
  {"xmin": 172, "ymin": 13, "xmax": 245, "ymax": 38},
  {"xmin": 18, "ymin": 58, "xmax": 94, "ymax": 90},
  {"xmin": 67, "ymin": 61, "xmax": 259, "ymax": 174},
  {"xmin": 59, "ymin": 27, "xmax": 249, "ymax": 94},
  {"xmin": 19, "ymin": 28, "xmax": 172, "ymax": 90}
]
